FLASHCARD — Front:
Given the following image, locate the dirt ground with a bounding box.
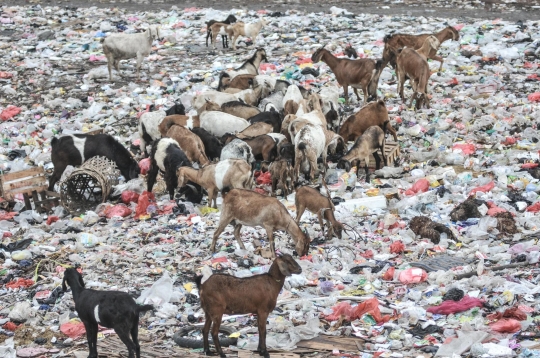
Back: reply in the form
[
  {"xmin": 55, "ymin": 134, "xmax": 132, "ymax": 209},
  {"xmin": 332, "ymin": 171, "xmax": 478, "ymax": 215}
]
[{"xmin": 3, "ymin": 0, "xmax": 540, "ymax": 22}]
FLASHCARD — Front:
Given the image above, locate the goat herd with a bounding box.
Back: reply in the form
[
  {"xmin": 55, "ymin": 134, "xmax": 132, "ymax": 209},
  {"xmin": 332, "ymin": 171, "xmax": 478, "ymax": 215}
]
[{"xmin": 54, "ymin": 17, "xmax": 461, "ymax": 358}]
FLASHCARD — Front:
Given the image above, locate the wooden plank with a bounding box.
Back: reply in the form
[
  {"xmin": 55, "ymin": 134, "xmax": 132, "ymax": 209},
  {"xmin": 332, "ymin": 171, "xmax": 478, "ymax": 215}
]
[
  {"xmin": 1, "ymin": 167, "xmax": 44, "ymax": 181},
  {"xmin": 296, "ymin": 336, "xmax": 360, "ymax": 352},
  {"xmin": 238, "ymin": 351, "xmax": 300, "ymax": 358},
  {"xmin": 3, "ymin": 185, "xmax": 48, "ymax": 200},
  {"xmin": 23, "ymin": 193, "xmax": 32, "ymax": 210},
  {"xmin": 46, "ymin": 191, "xmax": 61, "ymax": 198},
  {"xmin": 4, "ymin": 176, "xmax": 47, "ymax": 191}
]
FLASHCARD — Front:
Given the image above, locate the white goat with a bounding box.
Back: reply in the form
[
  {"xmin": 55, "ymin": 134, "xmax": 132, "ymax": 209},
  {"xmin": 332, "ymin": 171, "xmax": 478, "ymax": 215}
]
[
  {"xmin": 293, "ymin": 123, "xmax": 326, "ymax": 181},
  {"xmin": 282, "ymin": 85, "xmax": 303, "ymax": 108},
  {"xmin": 319, "ymin": 85, "xmax": 340, "ymax": 129},
  {"xmin": 259, "ymin": 91, "xmax": 284, "ymax": 112},
  {"xmin": 200, "ymin": 112, "xmax": 250, "ymax": 137},
  {"xmin": 227, "ymin": 19, "xmax": 269, "ymax": 50},
  {"xmin": 138, "ymin": 110, "xmax": 166, "ymax": 156},
  {"xmin": 102, "ymin": 26, "xmax": 161, "ymax": 81}
]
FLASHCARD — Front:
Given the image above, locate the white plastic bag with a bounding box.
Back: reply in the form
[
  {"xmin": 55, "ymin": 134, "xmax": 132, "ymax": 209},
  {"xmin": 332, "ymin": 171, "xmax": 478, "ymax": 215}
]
[{"xmin": 136, "ymin": 271, "xmax": 173, "ymax": 306}]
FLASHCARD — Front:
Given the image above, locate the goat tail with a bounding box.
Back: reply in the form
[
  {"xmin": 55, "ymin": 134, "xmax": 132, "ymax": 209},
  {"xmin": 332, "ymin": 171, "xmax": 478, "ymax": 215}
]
[
  {"xmin": 397, "ymin": 47, "xmax": 404, "ymax": 54},
  {"xmin": 137, "ymin": 304, "xmax": 154, "ymax": 313},
  {"xmin": 51, "ymin": 137, "xmax": 59, "ymax": 147},
  {"xmin": 298, "ymin": 142, "xmax": 306, "ymax": 151},
  {"xmin": 194, "ymin": 275, "xmax": 203, "ymax": 291},
  {"xmin": 221, "ymin": 186, "xmax": 232, "ymax": 196},
  {"xmin": 383, "ymin": 34, "xmax": 393, "ymax": 43},
  {"xmin": 375, "ymin": 59, "xmax": 383, "ymax": 72}
]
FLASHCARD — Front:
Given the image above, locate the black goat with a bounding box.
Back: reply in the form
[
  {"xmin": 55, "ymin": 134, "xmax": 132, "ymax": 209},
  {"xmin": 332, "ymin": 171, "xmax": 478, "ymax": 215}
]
[
  {"xmin": 205, "ymin": 14, "xmax": 237, "ymax": 48},
  {"xmin": 248, "ymin": 109, "xmax": 282, "ymax": 133},
  {"xmin": 49, "ymin": 134, "xmax": 140, "ymax": 191},
  {"xmin": 62, "ymin": 268, "xmax": 153, "ymax": 358},
  {"xmin": 190, "ymin": 127, "xmax": 224, "ymax": 161},
  {"xmin": 147, "ymin": 138, "xmax": 203, "ymax": 202},
  {"xmin": 165, "ymin": 102, "xmax": 186, "ymax": 116}
]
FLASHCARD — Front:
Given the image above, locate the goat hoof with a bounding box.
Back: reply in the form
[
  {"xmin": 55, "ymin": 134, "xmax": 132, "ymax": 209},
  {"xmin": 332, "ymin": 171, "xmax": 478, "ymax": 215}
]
[{"xmin": 203, "ymin": 350, "xmax": 215, "ymax": 356}]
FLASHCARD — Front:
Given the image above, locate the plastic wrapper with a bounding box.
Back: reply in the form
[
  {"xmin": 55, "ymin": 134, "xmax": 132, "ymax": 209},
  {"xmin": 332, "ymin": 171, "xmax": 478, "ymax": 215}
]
[
  {"xmin": 398, "ymin": 268, "xmax": 427, "ymax": 284},
  {"xmin": 136, "ymin": 271, "xmax": 173, "ymax": 306},
  {"xmin": 121, "ymin": 190, "xmax": 140, "ymax": 204},
  {"xmin": 489, "ymin": 318, "xmax": 522, "ymax": 333},
  {"xmin": 104, "ymin": 204, "xmax": 132, "ymax": 218}
]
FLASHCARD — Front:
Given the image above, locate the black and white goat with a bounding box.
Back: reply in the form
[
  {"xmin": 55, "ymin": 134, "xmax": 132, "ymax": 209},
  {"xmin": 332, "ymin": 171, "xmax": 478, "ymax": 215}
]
[
  {"xmin": 62, "ymin": 268, "xmax": 153, "ymax": 358},
  {"xmin": 147, "ymin": 138, "xmax": 203, "ymax": 202},
  {"xmin": 205, "ymin": 14, "xmax": 237, "ymax": 48},
  {"xmin": 48, "ymin": 134, "xmax": 140, "ymax": 191},
  {"xmin": 191, "ymin": 127, "xmax": 224, "ymax": 161},
  {"xmin": 139, "ymin": 102, "xmax": 186, "ymax": 156}
]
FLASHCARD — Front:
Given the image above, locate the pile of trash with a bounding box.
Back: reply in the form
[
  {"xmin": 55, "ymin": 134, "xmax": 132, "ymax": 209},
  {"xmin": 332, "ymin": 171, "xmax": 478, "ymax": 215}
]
[{"xmin": 1, "ymin": 3, "xmax": 540, "ymax": 357}]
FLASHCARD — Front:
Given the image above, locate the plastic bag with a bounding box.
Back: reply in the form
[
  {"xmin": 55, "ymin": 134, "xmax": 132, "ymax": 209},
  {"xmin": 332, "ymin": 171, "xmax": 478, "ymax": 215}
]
[
  {"xmin": 121, "ymin": 190, "xmax": 140, "ymax": 204},
  {"xmin": 104, "ymin": 204, "xmax": 132, "ymax": 218},
  {"xmin": 8, "ymin": 301, "xmax": 36, "ymax": 322},
  {"xmin": 60, "ymin": 321, "xmax": 86, "ymax": 338},
  {"xmin": 136, "ymin": 271, "xmax": 173, "ymax": 306},
  {"xmin": 383, "ymin": 267, "xmax": 395, "ymax": 281},
  {"xmin": 398, "ymin": 268, "xmax": 427, "ymax": 284},
  {"xmin": 427, "ymin": 296, "xmax": 484, "ymax": 315},
  {"xmin": 325, "ymin": 298, "xmax": 390, "ymax": 323},
  {"xmin": 453, "ymin": 143, "xmax": 476, "ymax": 155},
  {"xmin": 487, "ymin": 307, "xmax": 527, "ymax": 321},
  {"xmin": 256, "ymin": 171, "xmax": 272, "ymax": 185},
  {"xmin": 139, "ymin": 158, "xmax": 151, "ymax": 175},
  {"xmin": 390, "ymin": 241, "xmax": 405, "ymax": 254},
  {"xmin": 135, "ymin": 191, "xmax": 156, "ymax": 219},
  {"xmin": 469, "ymin": 181, "xmax": 495, "ymax": 196},
  {"xmin": 0, "ymin": 105, "xmax": 22, "ymax": 121},
  {"xmin": 0, "ymin": 338, "xmax": 16, "ymax": 358},
  {"xmin": 489, "ymin": 318, "xmax": 521, "ymax": 333},
  {"xmin": 405, "ymin": 179, "xmax": 429, "ymax": 196}
]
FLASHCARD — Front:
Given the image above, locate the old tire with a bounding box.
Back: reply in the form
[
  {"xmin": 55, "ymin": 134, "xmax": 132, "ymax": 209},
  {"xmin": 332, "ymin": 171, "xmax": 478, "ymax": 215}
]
[{"xmin": 173, "ymin": 325, "xmax": 237, "ymax": 349}]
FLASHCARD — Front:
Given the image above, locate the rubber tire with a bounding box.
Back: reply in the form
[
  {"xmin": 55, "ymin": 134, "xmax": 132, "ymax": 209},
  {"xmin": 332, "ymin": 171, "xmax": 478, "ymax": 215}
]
[{"xmin": 173, "ymin": 325, "xmax": 238, "ymax": 349}]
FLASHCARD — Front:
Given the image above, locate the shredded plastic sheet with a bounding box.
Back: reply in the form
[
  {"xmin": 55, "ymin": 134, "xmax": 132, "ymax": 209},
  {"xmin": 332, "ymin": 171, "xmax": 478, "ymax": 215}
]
[{"xmin": 427, "ymin": 296, "xmax": 484, "ymax": 315}]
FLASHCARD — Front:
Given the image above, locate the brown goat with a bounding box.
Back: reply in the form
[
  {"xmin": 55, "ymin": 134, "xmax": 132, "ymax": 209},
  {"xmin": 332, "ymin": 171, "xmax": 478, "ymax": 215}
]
[
  {"xmin": 176, "ymin": 159, "xmax": 253, "ymax": 208},
  {"xmin": 237, "ymin": 122, "xmax": 273, "ymax": 138},
  {"xmin": 396, "ymin": 47, "xmax": 431, "ymax": 109},
  {"xmin": 158, "ymin": 101, "xmax": 221, "ymax": 136},
  {"xmin": 221, "ymin": 101, "xmax": 261, "ymax": 119},
  {"xmin": 222, "ymin": 134, "xmax": 278, "ymax": 162},
  {"xmin": 224, "ymin": 74, "xmax": 256, "ymax": 91},
  {"xmin": 166, "ymin": 125, "xmax": 210, "ymax": 166},
  {"xmin": 338, "ymin": 100, "xmax": 397, "ymax": 142},
  {"xmin": 382, "ymin": 26, "xmax": 460, "ymax": 71},
  {"xmin": 311, "ymin": 46, "xmax": 383, "ymax": 104},
  {"xmin": 295, "ymin": 185, "xmax": 343, "ymax": 239},
  {"xmin": 269, "ymin": 159, "xmax": 294, "ymax": 197},
  {"xmin": 195, "ymin": 254, "xmax": 301, "ymax": 358},
  {"xmin": 211, "ymin": 189, "xmax": 311, "ymax": 258},
  {"xmin": 208, "ymin": 22, "xmax": 229, "ymax": 48}
]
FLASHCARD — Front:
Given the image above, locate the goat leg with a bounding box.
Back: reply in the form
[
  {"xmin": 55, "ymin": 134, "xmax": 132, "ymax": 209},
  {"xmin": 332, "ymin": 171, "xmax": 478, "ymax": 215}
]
[
  {"xmin": 233, "ymin": 223, "xmax": 246, "ymax": 249},
  {"xmin": 130, "ymin": 318, "xmax": 141, "ymax": 358},
  {"xmin": 353, "ymin": 87, "xmax": 361, "ymax": 103},
  {"xmin": 373, "ymin": 151, "xmax": 381, "ymax": 170},
  {"xmin": 202, "ymin": 313, "xmax": 212, "ymax": 355},
  {"xmin": 295, "ymin": 204, "xmax": 306, "ymax": 224},
  {"xmin": 210, "ymin": 316, "xmax": 226, "ymax": 358},
  {"xmin": 343, "ymin": 85, "xmax": 349, "ymax": 104},
  {"xmin": 256, "ymin": 311, "xmax": 270, "ymax": 358},
  {"xmin": 211, "ymin": 218, "xmax": 232, "ymax": 252},
  {"xmin": 83, "ymin": 322, "xmax": 98, "ymax": 358},
  {"xmin": 317, "ymin": 211, "xmax": 326, "ymax": 239},
  {"xmin": 136, "ymin": 52, "xmax": 144, "ymax": 81},
  {"xmin": 264, "ymin": 225, "xmax": 276, "ymax": 259},
  {"xmin": 115, "ymin": 324, "xmax": 137, "ymax": 358},
  {"xmin": 364, "ymin": 161, "xmax": 370, "ymax": 183},
  {"xmin": 146, "ymin": 164, "xmax": 159, "ymax": 193}
]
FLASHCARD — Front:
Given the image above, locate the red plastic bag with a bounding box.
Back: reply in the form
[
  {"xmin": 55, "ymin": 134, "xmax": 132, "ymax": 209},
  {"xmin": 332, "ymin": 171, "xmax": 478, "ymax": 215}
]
[
  {"xmin": 256, "ymin": 172, "xmax": 272, "ymax": 185},
  {"xmin": 325, "ymin": 301, "xmax": 356, "ymax": 321},
  {"xmin": 139, "ymin": 158, "xmax": 151, "ymax": 175},
  {"xmin": 253, "ymin": 187, "xmax": 268, "ymax": 195},
  {"xmin": 487, "ymin": 307, "xmax": 527, "ymax": 321},
  {"xmin": 352, "ymin": 297, "xmax": 391, "ymax": 324},
  {"xmin": 383, "ymin": 267, "xmax": 395, "ymax": 281},
  {"xmin": 405, "ymin": 179, "xmax": 430, "ymax": 196},
  {"xmin": 487, "ymin": 201, "xmax": 506, "ymax": 216},
  {"xmin": 528, "ymin": 93, "xmax": 540, "ymax": 103},
  {"xmin": 522, "ymin": 163, "xmax": 539, "ymax": 169},
  {"xmin": 260, "ymin": 63, "xmax": 276, "ymax": 71},
  {"xmin": 5, "ymin": 278, "xmax": 34, "ymax": 289},
  {"xmin": 490, "ymin": 318, "xmax": 521, "ymax": 333},
  {"xmin": 60, "ymin": 321, "xmax": 86, "ymax": 339},
  {"xmin": 0, "ymin": 211, "xmax": 17, "ymax": 220},
  {"xmin": 390, "ymin": 241, "xmax": 405, "ymax": 254},
  {"xmin": 0, "ymin": 72, "xmax": 13, "ymax": 79},
  {"xmin": 469, "ymin": 181, "xmax": 495, "ymax": 196},
  {"xmin": 427, "ymin": 296, "xmax": 484, "ymax": 315},
  {"xmin": 527, "ymin": 202, "xmax": 540, "ymax": 212},
  {"xmin": 452, "ymin": 143, "xmax": 475, "ymax": 155},
  {"xmin": 0, "ymin": 105, "xmax": 22, "ymax": 121},
  {"xmin": 104, "ymin": 204, "xmax": 132, "ymax": 218},
  {"xmin": 135, "ymin": 191, "xmax": 156, "ymax": 219},
  {"xmin": 121, "ymin": 190, "xmax": 140, "ymax": 204},
  {"xmin": 502, "ymin": 137, "xmax": 517, "ymax": 146},
  {"xmin": 2, "ymin": 322, "xmax": 19, "ymax": 331},
  {"xmin": 398, "ymin": 268, "xmax": 427, "ymax": 284},
  {"xmin": 46, "ymin": 216, "xmax": 60, "ymax": 225}
]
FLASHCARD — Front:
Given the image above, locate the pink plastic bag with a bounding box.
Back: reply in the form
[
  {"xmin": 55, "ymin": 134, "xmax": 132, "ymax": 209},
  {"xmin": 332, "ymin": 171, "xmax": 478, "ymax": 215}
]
[
  {"xmin": 469, "ymin": 181, "xmax": 495, "ymax": 196},
  {"xmin": 405, "ymin": 179, "xmax": 429, "ymax": 196},
  {"xmin": 527, "ymin": 202, "xmax": 540, "ymax": 213},
  {"xmin": 452, "ymin": 143, "xmax": 476, "ymax": 155},
  {"xmin": 390, "ymin": 241, "xmax": 405, "ymax": 254},
  {"xmin": 398, "ymin": 268, "xmax": 427, "ymax": 284},
  {"xmin": 490, "ymin": 318, "xmax": 521, "ymax": 333},
  {"xmin": 104, "ymin": 204, "xmax": 132, "ymax": 218},
  {"xmin": 60, "ymin": 322, "xmax": 86, "ymax": 338},
  {"xmin": 121, "ymin": 191, "xmax": 140, "ymax": 204},
  {"xmin": 427, "ymin": 296, "xmax": 484, "ymax": 315},
  {"xmin": 325, "ymin": 298, "xmax": 390, "ymax": 323},
  {"xmin": 528, "ymin": 93, "xmax": 540, "ymax": 103},
  {"xmin": 135, "ymin": 191, "xmax": 156, "ymax": 219},
  {"xmin": 0, "ymin": 105, "xmax": 22, "ymax": 121},
  {"xmin": 139, "ymin": 158, "xmax": 151, "ymax": 175}
]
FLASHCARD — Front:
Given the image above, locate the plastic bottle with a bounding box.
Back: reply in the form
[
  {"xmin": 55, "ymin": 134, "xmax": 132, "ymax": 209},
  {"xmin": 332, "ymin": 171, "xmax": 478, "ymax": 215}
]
[{"xmin": 78, "ymin": 233, "xmax": 102, "ymax": 248}]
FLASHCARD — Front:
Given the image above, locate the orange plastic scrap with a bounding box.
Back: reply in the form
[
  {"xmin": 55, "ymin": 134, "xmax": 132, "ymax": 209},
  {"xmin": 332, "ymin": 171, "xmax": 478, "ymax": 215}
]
[
  {"xmin": 5, "ymin": 278, "xmax": 34, "ymax": 289},
  {"xmin": 352, "ymin": 297, "xmax": 391, "ymax": 323}
]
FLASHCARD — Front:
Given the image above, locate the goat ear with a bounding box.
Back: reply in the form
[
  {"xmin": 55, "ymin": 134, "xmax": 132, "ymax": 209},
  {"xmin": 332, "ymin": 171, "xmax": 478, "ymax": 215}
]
[
  {"xmin": 78, "ymin": 272, "xmax": 85, "ymax": 288},
  {"xmin": 62, "ymin": 276, "xmax": 68, "ymax": 292},
  {"xmin": 277, "ymin": 259, "xmax": 292, "ymax": 276}
]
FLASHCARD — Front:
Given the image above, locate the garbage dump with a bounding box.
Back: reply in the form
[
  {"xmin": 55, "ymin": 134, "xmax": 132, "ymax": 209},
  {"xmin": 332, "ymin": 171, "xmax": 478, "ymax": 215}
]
[{"xmin": 1, "ymin": 0, "xmax": 540, "ymax": 357}]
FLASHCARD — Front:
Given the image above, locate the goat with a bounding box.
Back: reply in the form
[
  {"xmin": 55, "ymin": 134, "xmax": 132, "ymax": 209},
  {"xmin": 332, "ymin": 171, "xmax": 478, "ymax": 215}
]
[
  {"xmin": 196, "ymin": 254, "xmax": 301, "ymax": 358},
  {"xmin": 382, "ymin": 26, "xmax": 460, "ymax": 71},
  {"xmin": 191, "ymin": 127, "xmax": 224, "ymax": 161},
  {"xmin": 282, "ymin": 85, "xmax": 303, "ymax": 109},
  {"xmin": 396, "ymin": 47, "xmax": 431, "ymax": 109},
  {"xmin": 344, "ymin": 44, "xmax": 359, "ymax": 59},
  {"xmin": 102, "ymin": 26, "xmax": 161, "ymax": 81},
  {"xmin": 166, "ymin": 125, "xmax": 210, "ymax": 166},
  {"xmin": 294, "ymin": 123, "xmax": 327, "ymax": 181},
  {"xmin": 138, "ymin": 103, "xmax": 187, "ymax": 157},
  {"xmin": 226, "ymin": 19, "xmax": 269, "ymax": 50},
  {"xmin": 220, "ymin": 138, "xmax": 255, "ymax": 163},
  {"xmin": 337, "ymin": 126, "xmax": 386, "ymax": 181},
  {"xmin": 200, "ymin": 111, "xmax": 250, "ymax": 137},
  {"xmin": 206, "ymin": 14, "xmax": 237, "ymax": 48},
  {"xmin": 218, "ymin": 74, "xmax": 255, "ymax": 91},
  {"xmin": 192, "ymin": 86, "xmax": 263, "ymax": 111},
  {"xmin": 415, "ymin": 36, "xmax": 441, "ymax": 61},
  {"xmin": 248, "ymin": 109, "xmax": 281, "ymax": 132},
  {"xmin": 259, "ymin": 90, "xmax": 284, "ymax": 113},
  {"xmin": 278, "ymin": 141, "xmax": 295, "ymax": 164},
  {"xmin": 211, "ymin": 188, "xmax": 310, "ymax": 258},
  {"xmin": 295, "ymin": 185, "xmax": 343, "ymax": 239},
  {"xmin": 318, "ymin": 85, "xmax": 340, "ymax": 130},
  {"xmin": 269, "ymin": 159, "xmax": 294, "ymax": 197},
  {"xmin": 311, "ymin": 45, "xmax": 383, "ymax": 104},
  {"xmin": 157, "ymin": 101, "xmax": 221, "ymax": 136},
  {"xmin": 217, "ymin": 48, "xmax": 268, "ymax": 90},
  {"xmin": 221, "ymin": 100, "xmax": 261, "ymax": 119},
  {"xmin": 338, "ymin": 100, "xmax": 397, "ymax": 142},
  {"xmin": 49, "ymin": 134, "xmax": 139, "ymax": 191},
  {"xmin": 177, "ymin": 159, "xmax": 253, "ymax": 208},
  {"xmin": 62, "ymin": 268, "xmax": 153, "ymax": 358},
  {"xmin": 237, "ymin": 122, "xmax": 274, "ymax": 138},
  {"xmin": 222, "ymin": 134, "xmax": 278, "ymax": 162},
  {"xmin": 147, "ymin": 138, "xmax": 203, "ymax": 202}
]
